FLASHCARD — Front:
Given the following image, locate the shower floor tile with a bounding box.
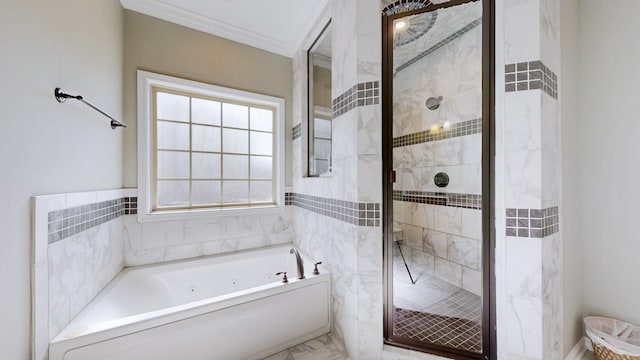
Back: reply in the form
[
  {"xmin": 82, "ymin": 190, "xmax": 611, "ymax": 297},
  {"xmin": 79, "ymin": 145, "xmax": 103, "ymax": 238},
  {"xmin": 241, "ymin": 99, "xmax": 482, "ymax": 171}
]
[
  {"xmin": 393, "ymin": 308, "xmax": 482, "ymax": 353},
  {"xmin": 393, "ymin": 257, "xmax": 482, "ymax": 352}
]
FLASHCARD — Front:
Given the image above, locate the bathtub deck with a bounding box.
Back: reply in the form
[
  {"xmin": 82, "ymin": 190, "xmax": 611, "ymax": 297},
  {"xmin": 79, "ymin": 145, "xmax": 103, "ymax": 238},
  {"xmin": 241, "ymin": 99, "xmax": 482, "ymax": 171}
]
[{"xmin": 263, "ymin": 335, "xmax": 350, "ymax": 360}]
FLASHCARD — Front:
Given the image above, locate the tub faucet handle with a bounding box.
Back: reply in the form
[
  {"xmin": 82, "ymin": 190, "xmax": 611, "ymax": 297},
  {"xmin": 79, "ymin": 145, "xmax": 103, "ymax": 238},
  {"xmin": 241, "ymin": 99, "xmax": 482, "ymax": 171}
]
[
  {"xmin": 275, "ymin": 271, "xmax": 288, "ymax": 283},
  {"xmin": 313, "ymin": 261, "xmax": 322, "ymax": 275}
]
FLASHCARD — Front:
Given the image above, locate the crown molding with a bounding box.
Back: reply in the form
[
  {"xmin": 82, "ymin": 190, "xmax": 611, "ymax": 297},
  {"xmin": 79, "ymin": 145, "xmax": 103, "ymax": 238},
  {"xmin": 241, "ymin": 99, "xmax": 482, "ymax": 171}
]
[{"xmin": 121, "ymin": 0, "xmax": 327, "ymax": 58}]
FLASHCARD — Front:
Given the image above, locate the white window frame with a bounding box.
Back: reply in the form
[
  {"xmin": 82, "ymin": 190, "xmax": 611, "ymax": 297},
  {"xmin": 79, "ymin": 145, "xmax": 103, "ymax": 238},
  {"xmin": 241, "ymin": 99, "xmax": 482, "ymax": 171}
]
[{"xmin": 137, "ymin": 70, "xmax": 285, "ymax": 222}]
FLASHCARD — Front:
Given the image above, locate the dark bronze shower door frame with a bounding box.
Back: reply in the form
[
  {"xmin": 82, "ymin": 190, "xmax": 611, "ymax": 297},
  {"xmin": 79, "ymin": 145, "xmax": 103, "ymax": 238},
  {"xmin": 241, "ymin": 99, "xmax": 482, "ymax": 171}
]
[{"xmin": 381, "ymin": 0, "xmax": 496, "ymax": 359}]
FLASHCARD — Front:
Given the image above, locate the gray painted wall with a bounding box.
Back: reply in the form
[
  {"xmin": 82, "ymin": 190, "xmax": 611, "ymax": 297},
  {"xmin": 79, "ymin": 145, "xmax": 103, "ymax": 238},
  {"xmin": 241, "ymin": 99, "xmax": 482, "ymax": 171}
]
[
  {"xmin": 561, "ymin": 0, "xmax": 584, "ymax": 353},
  {"xmin": 579, "ymin": 0, "xmax": 640, "ymax": 326},
  {"xmin": 0, "ymin": 1, "xmax": 124, "ymax": 358}
]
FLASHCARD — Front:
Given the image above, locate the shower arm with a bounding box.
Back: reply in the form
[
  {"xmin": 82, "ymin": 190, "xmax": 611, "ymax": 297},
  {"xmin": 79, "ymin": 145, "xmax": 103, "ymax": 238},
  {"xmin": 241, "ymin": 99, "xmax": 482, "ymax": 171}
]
[{"xmin": 54, "ymin": 88, "xmax": 127, "ymax": 129}]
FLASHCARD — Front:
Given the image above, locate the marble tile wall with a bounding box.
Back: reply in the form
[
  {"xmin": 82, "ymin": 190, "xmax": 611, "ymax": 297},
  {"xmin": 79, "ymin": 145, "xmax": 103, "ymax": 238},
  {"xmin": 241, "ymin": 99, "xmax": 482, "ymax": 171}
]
[
  {"xmin": 290, "ymin": 1, "xmax": 384, "ymax": 358},
  {"xmin": 31, "ymin": 189, "xmax": 132, "ymax": 360},
  {"xmin": 122, "ymin": 191, "xmax": 295, "ymax": 267},
  {"xmin": 498, "ymin": 0, "xmax": 563, "ymax": 358}
]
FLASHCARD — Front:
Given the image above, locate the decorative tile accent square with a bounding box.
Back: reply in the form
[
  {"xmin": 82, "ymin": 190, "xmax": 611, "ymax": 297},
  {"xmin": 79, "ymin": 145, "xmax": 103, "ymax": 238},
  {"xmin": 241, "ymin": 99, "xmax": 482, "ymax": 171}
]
[
  {"xmin": 286, "ymin": 192, "xmax": 380, "ymax": 227},
  {"xmin": 292, "ymin": 123, "xmax": 301, "ymax": 140},
  {"xmin": 395, "ymin": 18, "xmax": 482, "ymax": 73},
  {"xmin": 47, "ymin": 197, "xmax": 138, "ymax": 244},
  {"xmin": 505, "ymin": 60, "xmax": 558, "ymax": 99},
  {"xmin": 331, "ymin": 81, "xmax": 380, "ymax": 118},
  {"xmin": 393, "ymin": 118, "xmax": 482, "ymax": 148},
  {"xmin": 393, "ymin": 190, "xmax": 482, "ymax": 209},
  {"xmin": 505, "ymin": 206, "xmax": 559, "ymax": 238}
]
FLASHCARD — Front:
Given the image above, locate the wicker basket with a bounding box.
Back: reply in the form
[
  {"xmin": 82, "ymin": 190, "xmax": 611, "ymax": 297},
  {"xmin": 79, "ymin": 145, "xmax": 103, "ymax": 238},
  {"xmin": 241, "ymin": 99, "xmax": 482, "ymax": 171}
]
[
  {"xmin": 592, "ymin": 340, "xmax": 640, "ymax": 360},
  {"xmin": 585, "ymin": 316, "xmax": 640, "ymax": 360}
]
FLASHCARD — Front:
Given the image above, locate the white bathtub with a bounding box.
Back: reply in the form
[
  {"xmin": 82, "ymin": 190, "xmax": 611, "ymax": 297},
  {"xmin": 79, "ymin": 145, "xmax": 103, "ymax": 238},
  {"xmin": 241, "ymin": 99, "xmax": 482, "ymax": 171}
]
[{"xmin": 49, "ymin": 244, "xmax": 331, "ymax": 360}]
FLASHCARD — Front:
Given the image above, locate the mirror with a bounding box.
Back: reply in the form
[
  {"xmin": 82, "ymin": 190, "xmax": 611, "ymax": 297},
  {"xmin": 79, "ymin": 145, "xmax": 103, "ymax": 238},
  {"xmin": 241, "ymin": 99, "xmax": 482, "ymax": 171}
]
[
  {"xmin": 308, "ymin": 22, "xmax": 332, "ymax": 177},
  {"xmin": 383, "ymin": 0, "xmax": 491, "ymax": 357}
]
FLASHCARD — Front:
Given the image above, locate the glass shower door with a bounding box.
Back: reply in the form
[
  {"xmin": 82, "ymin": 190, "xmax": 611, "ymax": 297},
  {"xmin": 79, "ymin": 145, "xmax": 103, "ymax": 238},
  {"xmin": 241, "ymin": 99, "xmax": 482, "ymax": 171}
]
[{"xmin": 382, "ymin": 0, "xmax": 493, "ymax": 358}]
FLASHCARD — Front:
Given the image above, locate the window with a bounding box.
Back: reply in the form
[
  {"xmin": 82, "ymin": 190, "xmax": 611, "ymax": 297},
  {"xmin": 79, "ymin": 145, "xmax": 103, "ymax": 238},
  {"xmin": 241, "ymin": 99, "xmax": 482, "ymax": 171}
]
[{"xmin": 137, "ymin": 71, "xmax": 285, "ymax": 221}]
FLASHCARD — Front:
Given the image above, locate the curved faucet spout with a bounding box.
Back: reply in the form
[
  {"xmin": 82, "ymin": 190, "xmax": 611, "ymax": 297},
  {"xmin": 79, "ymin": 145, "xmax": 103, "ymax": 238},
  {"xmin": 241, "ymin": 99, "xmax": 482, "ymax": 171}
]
[{"xmin": 290, "ymin": 247, "xmax": 305, "ymax": 279}]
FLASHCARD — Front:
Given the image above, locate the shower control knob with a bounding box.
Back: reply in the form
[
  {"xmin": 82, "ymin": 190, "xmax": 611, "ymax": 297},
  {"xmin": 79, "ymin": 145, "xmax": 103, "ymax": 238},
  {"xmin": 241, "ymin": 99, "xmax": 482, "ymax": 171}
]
[
  {"xmin": 313, "ymin": 262, "xmax": 323, "ymax": 275},
  {"xmin": 275, "ymin": 271, "xmax": 288, "ymax": 283}
]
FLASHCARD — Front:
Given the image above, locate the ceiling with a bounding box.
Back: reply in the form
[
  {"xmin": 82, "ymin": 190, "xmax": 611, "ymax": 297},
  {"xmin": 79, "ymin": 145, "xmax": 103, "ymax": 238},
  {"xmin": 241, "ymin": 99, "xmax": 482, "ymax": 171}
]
[{"xmin": 120, "ymin": 0, "xmax": 329, "ymax": 58}]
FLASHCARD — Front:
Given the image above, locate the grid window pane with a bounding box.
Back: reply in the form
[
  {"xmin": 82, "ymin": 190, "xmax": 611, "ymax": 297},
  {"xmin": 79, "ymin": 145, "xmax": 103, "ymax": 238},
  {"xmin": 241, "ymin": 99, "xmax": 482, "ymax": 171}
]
[
  {"xmin": 250, "ymin": 131, "xmax": 272, "ymax": 155},
  {"xmin": 157, "ymin": 151, "xmax": 189, "ymax": 179},
  {"xmin": 250, "ymin": 156, "xmax": 272, "ymax": 180},
  {"xmin": 250, "ymin": 181, "xmax": 272, "ymax": 202},
  {"xmin": 222, "ymin": 154, "xmax": 248, "ymax": 179},
  {"xmin": 314, "ymin": 138, "xmax": 331, "ymax": 160},
  {"xmin": 157, "ymin": 92, "xmax": 189, "ymax": 122},
  {"xmin": 152, "ymin": 83, "xmax": 278, "ymax": 210},
  {"xmin": 250, "ymin": 107, "xmax": 273, "ymax": 132},
  {"xmin": 192, "ymin": 98, "xmax": 221, "ymax": 125},
  {"xmin": 192, "ymin": 153, "xmax": 220, "ymax": 179},
  {"xmin": 193, "ymin": 124, "xmax": 220, "ymax": 152},
  {"xmin": 222, "ymin": 103, "xmax": 248, "ymax": 129},
  {"xmin": 222, "ymin": 181, "xmax": 249, "ymax": 204},
  {"xmin": 157, "ymin": 180, "xmax": 190, "ymax": 207},
  {"xmin": 192, "ymin": 181, "xmax": 221, "ymax": 205},
  {"xmin": 315, "ymin": 118, "xmax": 331, "ymax": 139},
  {"xmin": 222, "ymin": 128, "xmax": 248, "ymax": 153},
  {"xmin": 157, "ymin": 121, "xmax": 189, "ymax": 150}
]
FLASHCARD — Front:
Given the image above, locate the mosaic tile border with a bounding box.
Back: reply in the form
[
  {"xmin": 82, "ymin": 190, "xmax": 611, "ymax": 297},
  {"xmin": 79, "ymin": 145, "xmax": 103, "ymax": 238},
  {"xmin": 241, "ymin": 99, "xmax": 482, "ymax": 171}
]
[
  {"xmin": 292, "ymin": 123, "xmax": 302, "ymax": 140},
  {"xmin": 505, "ymin": 60, "xmax": 558, "ymax": 99},
  {"xmin": 393, "ymin": 118, "xmax": 482, "ymax": 148},
  {"xmin": 47, "ymin": 197, "xmax": 138, "ymax": 244},
  {"xmin": 331, "ymin": 81, "xmax": 380, "ymax": 119},
  {"xmin": 395, "ymin": 18, "xmax": 482, "ymax": 74},
  {"xmin": 393, "ymin": 190, "xmax": 482, "ymax": 209},
  {"xmin": 285, "ymin": 192, "xmax": 380, "ymax": 227},
  {"xmin": 505, "ymin": 206, "xmax": 559, "ymax": 238}
]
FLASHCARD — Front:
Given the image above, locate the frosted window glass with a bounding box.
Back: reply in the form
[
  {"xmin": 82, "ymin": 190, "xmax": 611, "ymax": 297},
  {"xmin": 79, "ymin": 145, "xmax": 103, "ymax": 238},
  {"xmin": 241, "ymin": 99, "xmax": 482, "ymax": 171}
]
[
  {"xmin": 157, "ymin": 181, "xmax": 189, "ymax": 207},
  {"xmin": 192, "ymin": 98, "xmax": 221, "ymax": 125},
  {"xmin": 193, "ymin": 125, "xmax": 220, "ymax": 152},
  {"xmin": 222, "ymin": 128, "xmax": 248, "ymax": 153},
  {"xmin": 192, "ymin": 153, "xmax": 220, "ymax": 179},
  {"xmin": 315, "ymin": 118, "xmax": 332, "ymax": 139},
  {"xmin": 157, "ymin": 92, "xmax": 189, "ymax": 122},
  {"xmin": 250, "ymin": 108, "xmax": 273, "ymax": 132},
  {"xmin": 314, "ymin": 139, "xmax": 331, "ymax": 159},
  {"xmin": 250, "ymin": 156, "xmax": 272, "ymax": 180},
  {"xmin": 222, "ymin": 154, "xmax": 248, "ymax": 179},
  {"xmin": 222, "ymin": 181, "xmax": 249, "ymax": 204},
  {"xmin": 157, "ymin": 121, "xmax": 189, "ymax": 150},
  {"xmin": 157, "ymin": 151, "xmax": 189, "ymax": 179},
  {"xmin": 222, "ymin": 103, "xmax": 248, "ymax": 129},
  {"xmin": 192, "ymin": 181, "xmax": 221, "ymax": 205},
  {"xmin": 250, "ymin": 181, "xmax": 273, "ymax": 202},
  {"xmin": 250, "ymin": 131, "xmax": 272, "ymax": 155}
]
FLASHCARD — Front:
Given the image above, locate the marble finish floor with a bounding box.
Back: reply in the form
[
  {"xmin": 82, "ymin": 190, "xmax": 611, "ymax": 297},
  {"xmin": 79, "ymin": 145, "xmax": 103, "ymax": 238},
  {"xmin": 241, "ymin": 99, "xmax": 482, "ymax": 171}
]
[{"xmin": 262, "ymin": 334, "xmax": 350, "ymax": 360}]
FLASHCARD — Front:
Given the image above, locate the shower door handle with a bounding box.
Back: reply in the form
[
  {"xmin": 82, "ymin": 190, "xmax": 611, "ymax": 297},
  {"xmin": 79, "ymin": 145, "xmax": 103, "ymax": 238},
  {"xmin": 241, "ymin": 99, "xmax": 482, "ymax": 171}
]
[{"xmin": 390, "ymin": 170, "xmax": 396, "ymax": 183}]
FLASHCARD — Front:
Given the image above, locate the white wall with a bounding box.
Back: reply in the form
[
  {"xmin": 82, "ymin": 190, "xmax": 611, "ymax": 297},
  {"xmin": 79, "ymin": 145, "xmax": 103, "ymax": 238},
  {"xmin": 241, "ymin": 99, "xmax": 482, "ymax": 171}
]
[
  {"xmin": 579, "ymin": 0, "xmax": 640, "ymax": 325},
  {"xmin": 0, "ymin": 1, "xmax": 123, "ymax": 358},
  {"xmin": 561, "ymin": 0, "xmax": 585, "ymax": 353}
]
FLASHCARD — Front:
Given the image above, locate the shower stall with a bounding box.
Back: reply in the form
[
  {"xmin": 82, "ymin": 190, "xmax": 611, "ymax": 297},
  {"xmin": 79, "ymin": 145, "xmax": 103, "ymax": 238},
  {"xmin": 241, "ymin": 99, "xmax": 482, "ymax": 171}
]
[{"xmin": 382, "ymin": 0, "xmax": 494, "ymax": 358}]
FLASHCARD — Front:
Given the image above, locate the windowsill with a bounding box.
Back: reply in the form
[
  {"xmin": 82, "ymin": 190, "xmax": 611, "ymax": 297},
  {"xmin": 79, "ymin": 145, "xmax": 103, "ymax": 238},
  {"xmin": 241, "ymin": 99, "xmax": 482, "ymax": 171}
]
[{"xmin": 137, "ymin": 204, "xmax": 285, "ymax": 223}]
